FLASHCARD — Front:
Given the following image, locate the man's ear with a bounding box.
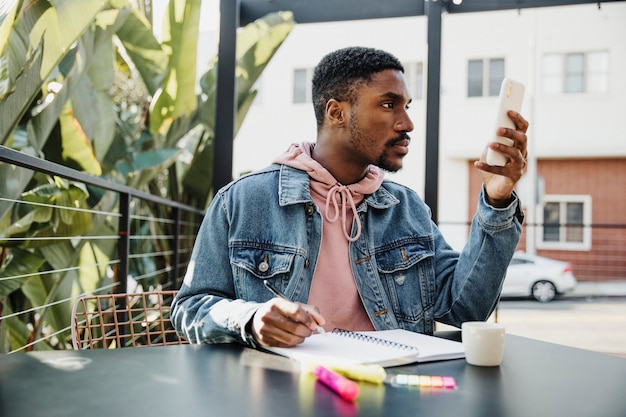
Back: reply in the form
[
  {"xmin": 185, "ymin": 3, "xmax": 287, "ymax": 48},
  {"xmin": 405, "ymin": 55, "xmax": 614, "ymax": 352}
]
[{"xmin": 325, "ymin": 99, "xmax": 347, "ymax": 126}]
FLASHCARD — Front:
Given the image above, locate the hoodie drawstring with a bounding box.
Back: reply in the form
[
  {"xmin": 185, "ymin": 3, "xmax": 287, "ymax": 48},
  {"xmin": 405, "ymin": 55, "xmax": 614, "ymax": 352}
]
[{"xmin": 325, "ymin": 183, "xmax": 362, "ymax": 242}]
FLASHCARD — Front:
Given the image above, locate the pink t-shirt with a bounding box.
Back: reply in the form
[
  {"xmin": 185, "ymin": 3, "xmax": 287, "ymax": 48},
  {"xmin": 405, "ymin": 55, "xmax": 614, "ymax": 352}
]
[{"xmin": 273, "ymin": 143, "xmax": 384, "ymax": 331}]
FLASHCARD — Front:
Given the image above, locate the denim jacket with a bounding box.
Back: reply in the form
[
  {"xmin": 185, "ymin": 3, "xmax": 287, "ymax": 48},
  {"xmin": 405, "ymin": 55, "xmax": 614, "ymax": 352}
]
[{"xmin": 171, "ymin": 164, "xmax": 523, "ymax": 346}]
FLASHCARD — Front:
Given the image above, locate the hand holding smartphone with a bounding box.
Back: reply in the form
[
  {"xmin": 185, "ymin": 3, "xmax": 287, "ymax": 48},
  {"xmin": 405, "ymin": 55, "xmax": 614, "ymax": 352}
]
[{"xmin": 486, "ymin": 78, "xmax": 525, "ymax": 166}]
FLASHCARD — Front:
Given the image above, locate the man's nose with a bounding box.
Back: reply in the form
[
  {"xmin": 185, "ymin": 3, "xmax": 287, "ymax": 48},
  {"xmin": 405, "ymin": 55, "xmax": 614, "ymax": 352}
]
[{"xmin": 396, "ymin": 111, "xmax": 414, "ymax": 132}]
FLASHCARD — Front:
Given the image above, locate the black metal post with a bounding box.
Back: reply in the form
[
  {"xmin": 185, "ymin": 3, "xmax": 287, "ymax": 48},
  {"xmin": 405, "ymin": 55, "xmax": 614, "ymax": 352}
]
[
  {"xmin": 117, "ymin": 192, "xmax": 130, "ymax": 346},
  {"xmin": 213, "ymin": 0, "xmax": 240, "ymax": 192},
  {"xmin": 117, "ymin": 193, "xmax": 130, "ymax": 295},
  {"xmin": 425, "ymin": 0, "xmax": 443, "ymax": 224},
  {"xmin": 170, "ymin": 206, "xmax": 181, "ymax": 289}
]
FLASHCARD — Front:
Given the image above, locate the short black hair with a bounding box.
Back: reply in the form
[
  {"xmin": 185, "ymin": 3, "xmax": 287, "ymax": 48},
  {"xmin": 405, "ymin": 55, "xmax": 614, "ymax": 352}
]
[{"xmin": 311, "ymin": 47, "xmax": 404, "ymax": 128}]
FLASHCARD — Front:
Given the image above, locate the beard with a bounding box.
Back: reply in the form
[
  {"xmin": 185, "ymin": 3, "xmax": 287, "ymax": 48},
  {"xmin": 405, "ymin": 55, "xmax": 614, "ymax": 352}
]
[{"xmin": 349, "ymin": 116, "xmax": 410, "ymax": 173}]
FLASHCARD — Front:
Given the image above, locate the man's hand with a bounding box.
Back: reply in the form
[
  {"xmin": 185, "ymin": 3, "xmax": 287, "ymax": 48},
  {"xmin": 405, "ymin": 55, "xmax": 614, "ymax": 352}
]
[
  {"xmin": 474, "ymin": 111, "xmax": 529, "ymax": 207},
  {"xmin": 250, "ymin": 298, "xmax": 326, "ymax": 347}
]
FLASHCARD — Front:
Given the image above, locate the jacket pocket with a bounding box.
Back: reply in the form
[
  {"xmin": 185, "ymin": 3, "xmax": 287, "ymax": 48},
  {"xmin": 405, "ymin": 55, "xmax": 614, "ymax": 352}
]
[
  {"xmin": 375, "ymin": 239, "xmax": 435, "ymax": 326},
  {"xmin": 230, "ymin": 242, "xmax": 298, "ymax": 300}
]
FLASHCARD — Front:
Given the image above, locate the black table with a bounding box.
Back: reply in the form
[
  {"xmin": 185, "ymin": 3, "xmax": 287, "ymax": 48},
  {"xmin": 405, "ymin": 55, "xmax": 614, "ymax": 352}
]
[{"xmin": 1, "ymin": 334, "xmax": 625, "ymax": 417}]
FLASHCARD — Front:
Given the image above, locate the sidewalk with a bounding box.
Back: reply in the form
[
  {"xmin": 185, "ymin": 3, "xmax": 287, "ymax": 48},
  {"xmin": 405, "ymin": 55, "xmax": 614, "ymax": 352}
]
[
  {"xmin": 495, "ymin": 298, "xmax": 626, "ymax": 358},
  {"xmin": 566, "ymin": 280, "xmax": 626, "ymax": 298}
]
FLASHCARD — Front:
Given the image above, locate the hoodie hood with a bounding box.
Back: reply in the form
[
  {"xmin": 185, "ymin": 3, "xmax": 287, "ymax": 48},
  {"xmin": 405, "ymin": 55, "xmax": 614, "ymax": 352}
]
[{"xmin": 273, "ymin": 142, "xmax": 384, "ymax": 241}]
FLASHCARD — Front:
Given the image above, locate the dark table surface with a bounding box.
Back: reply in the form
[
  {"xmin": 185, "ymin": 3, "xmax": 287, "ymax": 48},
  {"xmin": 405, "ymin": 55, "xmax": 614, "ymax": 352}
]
[{"xmin": 1, "ymin": 333, "xmax": 625, "ymax": 417}]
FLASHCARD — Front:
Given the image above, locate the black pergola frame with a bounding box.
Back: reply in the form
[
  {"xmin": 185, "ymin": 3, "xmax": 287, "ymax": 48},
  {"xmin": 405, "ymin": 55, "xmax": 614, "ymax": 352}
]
[{"xmin": 214, "ymin": 0, "xmax": 619, "ymax": 223}]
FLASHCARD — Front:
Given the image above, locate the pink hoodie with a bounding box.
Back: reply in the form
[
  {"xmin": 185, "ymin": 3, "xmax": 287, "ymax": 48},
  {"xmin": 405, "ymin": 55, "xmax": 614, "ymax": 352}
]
[{"xmin": 273, "ymin": 142, "xmax": 384, "ymax": 331}]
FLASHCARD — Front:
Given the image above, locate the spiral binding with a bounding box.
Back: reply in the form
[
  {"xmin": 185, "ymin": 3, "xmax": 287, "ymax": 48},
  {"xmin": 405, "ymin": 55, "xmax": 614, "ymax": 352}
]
[{"xmin": 331, "ymin": 328, "xmax": 420, "ymax": 354}]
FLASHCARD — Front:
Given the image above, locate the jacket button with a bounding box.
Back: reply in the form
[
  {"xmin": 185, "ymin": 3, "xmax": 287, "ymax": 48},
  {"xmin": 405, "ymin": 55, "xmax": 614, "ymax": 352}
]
[
  {"xmin": 305, "ymin": 204, "xmax": 315, "ymax": 216},
  {"xmin": 258, "ymin": 261, "xmax": 269, "ymax": 272}
]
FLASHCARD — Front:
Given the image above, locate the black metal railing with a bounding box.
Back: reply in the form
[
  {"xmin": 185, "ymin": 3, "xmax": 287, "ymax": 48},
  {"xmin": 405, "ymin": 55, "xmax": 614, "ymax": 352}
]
[{"xmin": 0, "ymin": 146, "xmax": 204, "ymax": 353}]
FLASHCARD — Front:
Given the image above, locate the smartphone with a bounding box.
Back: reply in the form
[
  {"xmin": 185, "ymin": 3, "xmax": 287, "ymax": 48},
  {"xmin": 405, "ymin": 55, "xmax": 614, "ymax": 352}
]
[{"xmin": 486, "ymin": 78, "xmax": 525, "ymax": 166}]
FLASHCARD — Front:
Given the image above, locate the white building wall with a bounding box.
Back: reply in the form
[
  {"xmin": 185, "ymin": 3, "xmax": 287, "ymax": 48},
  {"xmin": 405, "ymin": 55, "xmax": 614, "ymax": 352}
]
[
  {"xmin": 531, "ymin": 5, "xmax": 626, "ymax": 157},
  {"xmin": 436, "ymin": 4, "xmax": 626, "ymax": 247},
  {"xmin": 439, "ymin": 3, "xmax": 626, "ymax": 161},
  {"xmin": 216, "ymin": 3, "xmax": 626, "ymax": 249},
  {"xmin": 233, "ymin": 16, "xmax": 430, "ymax": 196}
]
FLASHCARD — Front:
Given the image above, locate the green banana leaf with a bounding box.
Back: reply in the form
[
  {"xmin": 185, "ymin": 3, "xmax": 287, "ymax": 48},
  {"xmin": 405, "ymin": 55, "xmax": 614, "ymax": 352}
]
[
  {"xmin": 0, "ymin": 148, "xmax": 36, "ymax": 221},
  {"xmin": 1, "ymin": 305, "xmax": 48, "ymax": 352},
  {"xmin": 186, "ymin": 11, "xmax": 295, "ymax": 208},
  {"xmin": 1, "ymin": 177, "xmax": 93, "ymax": 245},
  {"xmin": 57, "ymin": 103, "xmax": 102, "ymax": 175},
  {"xmin": 21, "ymin": 248, "xmax": 71, "ymax": 340},
  {"xmin": 0, "ymin": 0, "xmax": 19, "ymax": 55},
  {"xmin": 0, "ymin": 248, "xmax": 45, "ymax": 298},
  {"xmin": 70, "ymin": 16, "xmax": 117, "ymax": 161},
  {"xmin": 234, "ymin": 11, "xmax": 295, "ymax": 107},
  {"xmin": 26, "ymin": 7, "xmax": 132, "ymax": 168},
  {"xmin": 0, "ymin": 2, "xmax": 295, "ymax": 352},
  {"xmin": 0, "ymin": 0, "xmax": 19, "ymax": 98},
  {"xmin": 149, "ymin": 0, "xmax": 201, "ymax": 134},
  {"xmin": 115, "ymin": 148, "xmax": 182, "ymax": 190},
  {"xmin": 0, "ymin": 0, "xmax": 107, "ymax": 144},
  {"xmin": 115, "ymin": 7, "xmax": 168, "ymax": 95}
]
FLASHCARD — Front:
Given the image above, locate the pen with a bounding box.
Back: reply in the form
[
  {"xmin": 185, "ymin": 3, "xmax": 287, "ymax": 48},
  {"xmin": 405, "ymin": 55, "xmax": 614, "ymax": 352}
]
[{"xmin": 263, "ymin": 280, "xmax": 326, "ymax": 334}]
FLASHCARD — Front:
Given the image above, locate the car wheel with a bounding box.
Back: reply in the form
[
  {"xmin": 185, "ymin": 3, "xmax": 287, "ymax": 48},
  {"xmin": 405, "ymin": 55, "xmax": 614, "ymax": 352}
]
[{"xmin": 532, "ymin": 280, "xmax": 556, "ymax": 302}]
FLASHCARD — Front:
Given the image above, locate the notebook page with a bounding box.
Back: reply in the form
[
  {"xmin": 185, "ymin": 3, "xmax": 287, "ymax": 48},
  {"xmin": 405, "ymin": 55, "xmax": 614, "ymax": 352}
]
[
  {"xmin": 358, "ymin": 329, "xmax": 465, "ymax": 362},
  {"xmin": 265, "ymin": 331, "xmax": 421, "ymax": 367}
]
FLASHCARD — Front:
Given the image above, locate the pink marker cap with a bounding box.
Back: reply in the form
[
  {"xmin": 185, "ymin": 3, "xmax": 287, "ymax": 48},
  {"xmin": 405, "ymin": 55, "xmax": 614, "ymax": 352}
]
[
  {"xmin": 442, "ymin": 376, "xmax": 457, "ymax": 389},
  {"xmin": 313, "ymin": 365, "xmax": 359, "ymax": 401}
]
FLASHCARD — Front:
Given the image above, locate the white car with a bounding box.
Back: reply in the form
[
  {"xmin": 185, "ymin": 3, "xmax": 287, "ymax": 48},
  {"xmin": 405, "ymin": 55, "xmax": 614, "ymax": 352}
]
[{"xmin": 500, "ymin": 252, "xmax": 577, "ymax": 302}]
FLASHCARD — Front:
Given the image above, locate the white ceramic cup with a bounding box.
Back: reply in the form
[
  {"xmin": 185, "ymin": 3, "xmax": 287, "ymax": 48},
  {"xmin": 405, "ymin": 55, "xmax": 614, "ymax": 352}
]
[{"xmin": 461, "ymin": 321, "xmax": 506, "ymax": 366}]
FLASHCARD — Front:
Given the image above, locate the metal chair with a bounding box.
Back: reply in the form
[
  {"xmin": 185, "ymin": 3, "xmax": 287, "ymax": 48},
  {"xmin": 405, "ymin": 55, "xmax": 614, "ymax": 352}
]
[{"xmin": 71, "ymin": 290, "xmax": 188, "ymax": 349}]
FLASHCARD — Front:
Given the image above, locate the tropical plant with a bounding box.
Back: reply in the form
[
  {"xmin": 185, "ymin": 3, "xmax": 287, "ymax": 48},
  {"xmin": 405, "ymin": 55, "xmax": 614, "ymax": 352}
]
[{"xmin": 0, "ymin": 0, "xmax": 294, "ymax": 352}]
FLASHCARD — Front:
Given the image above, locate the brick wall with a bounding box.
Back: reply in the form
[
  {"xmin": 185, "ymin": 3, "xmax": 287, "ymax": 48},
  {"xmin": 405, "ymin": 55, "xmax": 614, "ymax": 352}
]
[{"xmin": 467, "ymin": 159, "xmax": 626, "ymax": 282}]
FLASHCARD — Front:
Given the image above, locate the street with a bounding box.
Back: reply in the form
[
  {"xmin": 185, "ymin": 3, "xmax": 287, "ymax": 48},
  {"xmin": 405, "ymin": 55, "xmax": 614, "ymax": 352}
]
[{"xmin": 438, "ymin": 297, "xmax": 626, "ymax": 358}]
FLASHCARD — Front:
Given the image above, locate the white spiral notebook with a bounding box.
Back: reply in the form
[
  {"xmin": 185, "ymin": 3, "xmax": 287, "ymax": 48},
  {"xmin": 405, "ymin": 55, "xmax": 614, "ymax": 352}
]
[{"xmin": 265, "ymin": 328, "xmax": 465, "ymax": 367}]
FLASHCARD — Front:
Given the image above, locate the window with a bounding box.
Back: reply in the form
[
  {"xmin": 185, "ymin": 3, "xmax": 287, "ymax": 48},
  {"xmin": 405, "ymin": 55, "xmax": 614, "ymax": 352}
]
[
  {"xmin": 293, "ymin": 68, "xmax": 313, "ymax": 104},
  {"xmin": 509, "ymin": 258, "xmax": 531, "ymax": 267},
  {"xmin": 467, "ymin": 58, "xmax": 504, "ymax": 97},
  {"xmin": 537, "ymin": 195, "xmax": 592, "ymax": 251},
  {"xmin": 586, "ymin": 51, "xmax": 609, "ymax": 92},
  {"xmin": 565, "ymin": 53, "xmax": 584, "ymax": 93},
  {"xmin": 542, "ymin": 51, "xmax": 608, "ymax": 94},
  {"xmin": 403, "ymin": 62, "xmax": 424, "ymax": 100},
  {"xmin": 488, "ymin": 59, "xmax": 505, "ymax": 96},
  {"xmin": 542, "ymin": 54, "xmax": 563, "ymax": 94},
  {"xmin": 468, "ymin": 60, "xmax": 483, "ymax": 97}
]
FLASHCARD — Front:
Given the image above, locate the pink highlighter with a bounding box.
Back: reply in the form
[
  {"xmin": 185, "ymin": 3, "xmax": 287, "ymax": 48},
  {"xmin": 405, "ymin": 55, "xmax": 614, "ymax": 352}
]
[{"xmin": 313, "ymin": 365, "xmax": 359, "ymax": 401}]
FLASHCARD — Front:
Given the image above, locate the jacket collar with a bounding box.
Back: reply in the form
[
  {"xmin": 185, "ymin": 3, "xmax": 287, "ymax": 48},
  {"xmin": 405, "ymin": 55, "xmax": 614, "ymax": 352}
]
[{"xmin": 276, "ymin": 164, "xmax": 400, "ymax": 210}]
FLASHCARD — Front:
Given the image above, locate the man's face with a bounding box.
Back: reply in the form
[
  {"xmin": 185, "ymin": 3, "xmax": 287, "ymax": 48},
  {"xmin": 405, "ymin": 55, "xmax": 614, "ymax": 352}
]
[{"xmin": 347, "ymin": 69, "xmax": 414, "ymax": 173}]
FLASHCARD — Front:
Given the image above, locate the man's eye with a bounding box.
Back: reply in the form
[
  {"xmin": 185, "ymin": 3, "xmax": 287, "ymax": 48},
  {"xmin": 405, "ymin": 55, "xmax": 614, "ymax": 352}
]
[{"xmin": 382, "ymin": 102, "xmax": 394, "ymax": 109}]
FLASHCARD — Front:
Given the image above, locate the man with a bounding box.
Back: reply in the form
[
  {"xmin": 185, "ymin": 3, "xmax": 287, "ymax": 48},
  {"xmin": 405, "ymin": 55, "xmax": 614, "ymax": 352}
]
[{"xmin": 171, "ymin": 46, "xmax": 528, "ymax": 348}]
